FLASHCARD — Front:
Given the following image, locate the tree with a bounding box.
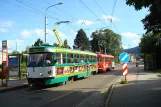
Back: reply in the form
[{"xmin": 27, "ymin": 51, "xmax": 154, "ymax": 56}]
[
  {"xmin": 64, "ymin": 39, "xmax": 70, "ymax": 48},
  {"xmin": 22, "ymin": 46, "xmax": 31, "ymax": 54},
  {"xmin": 139, "ymin": 33, "xmax": 161, "ymax": 68},
  {"xmin": 11, "ymin": 50, "xmax": 20, "ymax": 54},
  {"xmin": 33, "ymin": 38, "xmax": 43, "ymax": 46},
  {"xmin": 73, "ymin": 29, "xmax": 90, "ymax": 50},
  {"xmin": 126, "ymin": 0, "xmax": 161, "ymax": 34},
  {"xmin": 90, "ymin": 29, "xmax": 123, "ymax": 62}
]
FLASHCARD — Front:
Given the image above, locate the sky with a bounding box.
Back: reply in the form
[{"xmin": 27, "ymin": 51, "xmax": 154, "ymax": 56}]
[{"xmin": 0, "ymin": 0, "xmax": 149, "ymax": 53}]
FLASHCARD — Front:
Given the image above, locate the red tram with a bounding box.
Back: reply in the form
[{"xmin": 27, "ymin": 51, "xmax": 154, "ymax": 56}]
[{"xmin": 97, "ymin": 53, "xmax": 115, "ymax": 72}]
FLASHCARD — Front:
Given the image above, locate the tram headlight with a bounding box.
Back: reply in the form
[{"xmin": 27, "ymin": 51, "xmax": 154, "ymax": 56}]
[
  {"xmin": 27, "ymin": 72, "xmax": 29, "ymax": 76},
  {"xmin": 40, "ymin": 72, "xmax": 43, "ymax": 76}
]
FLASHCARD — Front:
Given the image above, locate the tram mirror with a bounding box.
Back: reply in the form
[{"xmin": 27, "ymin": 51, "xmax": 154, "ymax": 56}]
[{"xmin": 46, "ymin": 60, "xmax": 51, "ymax": 64}]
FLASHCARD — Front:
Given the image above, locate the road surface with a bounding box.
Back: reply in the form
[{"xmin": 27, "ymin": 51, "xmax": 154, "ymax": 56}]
[{"xmin": 0, "ymin": 63, "xmax": 136, "ymax": 107}]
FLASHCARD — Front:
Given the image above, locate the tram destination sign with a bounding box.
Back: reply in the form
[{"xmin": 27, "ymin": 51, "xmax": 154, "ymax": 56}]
[{"xmin": 29, "ymin": 48, "xmax": 45, "ymax": 53}]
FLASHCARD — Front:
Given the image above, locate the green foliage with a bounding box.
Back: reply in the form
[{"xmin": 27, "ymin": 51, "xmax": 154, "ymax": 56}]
[
  {"xmin": 63, "ymin": 39, "xmax": 71, "ymax": 48},
  {"xmin": 139, "ymin": 33, "xmax": 161, "ymax": 53},
  {"xmin": 11, "ymin": 50, "xmax": 20, "ymax": 54},
  {"xmin": 121, "ymin": 79, "xmax": 128, "ymax": 84},
  {"xmin": 126, "ymin": 0, "xmax": 161, "ymax": 34},
  {"xmin": 22, "ymin": 46, "xmax": 31, "ymax": 54},
  {"xmin": 33, "ymin": 38, "xmax": 43, "ymax": 46},
  {"xmin": 73, "ymin": 29, "xmax": 90, "ymax": 50},
  {"xmin": 21, "ymin": 62, "xmax": 27, "ymax": 77},
  {"xmin": 90, "ymin": 29, "xmax": 123, "ymax": 63}
]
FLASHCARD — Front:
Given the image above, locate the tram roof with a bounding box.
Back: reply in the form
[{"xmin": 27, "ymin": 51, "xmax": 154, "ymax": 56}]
[
  {"xmin": 97, "ymin": 53, "xmax": 114, "ymax": 58},
  {"xmin": 28, "ymin": 46, "xmax": 96, "ymax": 56}
]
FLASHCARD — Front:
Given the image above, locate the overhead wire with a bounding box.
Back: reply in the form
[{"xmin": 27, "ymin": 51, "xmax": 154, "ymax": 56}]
[
  {"xmin": 42, "ymin": 0, "xmax": 80, "ymax": 31},
  {"xmin": 1, "ymin": 0, "xmax": 44, "ymax": 16},
  {"xmin": 19, "ymin": 0, "xmax": 64, "ymax": 18},
  {"xmin": 92, "ymin": 0, "xmax": 110, "ymax": 21},
  {"xmin": 79, "ymin": 0, "xmax": 108, "ymax": 28},
  {"xmin": 92, "ymin": 0, "xmax": 120, "ymax": 34},
  {"xmin": 43, "ymin": 0, "xmax": 91, "ymax": 33},
  {"xmin": 110, "ymin": 0, "xmax": 117, "ymax": 27},
  {"xmin": 15, "ymin": 0, "xmax": 60, "ymax": 21}
]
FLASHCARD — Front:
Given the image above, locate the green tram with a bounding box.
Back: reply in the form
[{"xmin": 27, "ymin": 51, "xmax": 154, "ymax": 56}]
[{"xmin": 27, "ymin": 45, "xmax": 98, "ymax": 86}]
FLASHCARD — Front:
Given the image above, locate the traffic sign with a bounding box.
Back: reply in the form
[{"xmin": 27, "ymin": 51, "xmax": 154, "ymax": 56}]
[
  {"xmin": 119, "ymin": 52, "xmax": 130, "ymax": 63},
  {"xmin": 122, "ymin": 63, "xmax": 128, "ymax": 76}
]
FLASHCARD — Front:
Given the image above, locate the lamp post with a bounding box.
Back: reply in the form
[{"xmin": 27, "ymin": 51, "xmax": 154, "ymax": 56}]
[{"xmin": 45, "ymin": 2, "xmax": 63, "ymax": 43}]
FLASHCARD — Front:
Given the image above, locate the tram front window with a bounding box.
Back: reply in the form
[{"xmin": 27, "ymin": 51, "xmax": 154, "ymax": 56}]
[{"xmin": 27, "ymin": 54, "xmax": 46, "ymax": 67}]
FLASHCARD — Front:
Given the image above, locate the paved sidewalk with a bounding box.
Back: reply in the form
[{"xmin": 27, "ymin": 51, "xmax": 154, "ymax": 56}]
[
  {"xmin": 108, "ymin": 66, "xmax": 161, "ymax": 107},
  {"xmin": 0, "ymin": 78, "xmax": 28, "ymax": 93}
]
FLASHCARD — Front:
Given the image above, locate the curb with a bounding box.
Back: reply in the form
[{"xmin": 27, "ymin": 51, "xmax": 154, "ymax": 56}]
[
  {"xmin": 0, "ymin": 84, "xmax": 28, "ymax": 93},
  {"xmin": 105, "ymin": 76, "xmax": 123, "ymax": 107}
]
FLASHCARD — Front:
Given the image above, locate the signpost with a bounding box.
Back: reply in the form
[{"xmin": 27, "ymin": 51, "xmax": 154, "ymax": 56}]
[
  {"xmin": 119, "ymin": 52, "xmax": 130, "ymax": 81},
  {"xmin": 1, "ymin": 40, "xmax": 8, "ymax": 87}
]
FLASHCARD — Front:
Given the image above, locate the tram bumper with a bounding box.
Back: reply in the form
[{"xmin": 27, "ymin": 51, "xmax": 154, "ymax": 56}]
[{"xmin": 27, "ymin": 77, "xmax": 54, "ymax": 86}]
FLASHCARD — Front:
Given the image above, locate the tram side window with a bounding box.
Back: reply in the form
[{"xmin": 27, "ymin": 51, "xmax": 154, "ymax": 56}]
[
  {"xmin": 86, "ymin": 55, "xmax": 89, "ymax": 62},
  {"xmin": 63, "ymin": 53, "xmax": 66, "ymax": 64},
  {"xmin": 74, "ymin": 54, "xmax": 79, "ymax": 63},
  {"xmin": 93, "ymin": 56, "xmax": 97, "ymax": 62},
  {"xmin": 90, "ymin": 56, "xmax": 93, "ymax": 62},
  {"xmin": 97, "ymin": 57, "xmax": 100, "ymax": 62},
  {"xmin": 101, "ymin": 58, "xmax": 104, "ymax": 62},
  {"xmin": 91, "ymin": 56, "xmax": 93, "ymax": 62},
  {"xmin": 80, "ymin": 54, "xmax": 84, "ymax": 63},
  {"xmin": 46, "ymin": 53, "xmax": 54, "ymax": 65},
  {"xmin": 105, "ymin": 58, "xmax": 108, "ymax": 62},
  {"xmin": 56, "ymin": 53, "xmax": 61, "ymax": 64},
  {"xmin": 68, "ymin": 53, "xmax": 73, "ymax": 63}
]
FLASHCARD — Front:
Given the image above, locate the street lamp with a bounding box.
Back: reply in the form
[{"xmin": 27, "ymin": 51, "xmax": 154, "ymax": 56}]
[{"xmin": 45, "ymin": 2, "xmax": 63, "ymax": 43}]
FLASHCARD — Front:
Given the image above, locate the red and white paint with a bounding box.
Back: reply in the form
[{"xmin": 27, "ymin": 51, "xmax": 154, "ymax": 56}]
[{"xmin": 122, "ymin": 63, "xmax": 128, "ymax": 76}]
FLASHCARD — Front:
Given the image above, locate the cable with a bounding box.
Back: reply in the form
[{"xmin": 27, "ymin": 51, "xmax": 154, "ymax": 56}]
[
  {"xmin": 20, "ymin": 0, "xmax": 63, "ymax": 18},
  {"xmin": 1, "ymin": 0, "xmax": 44, "ymax": 16},
  {"xmin": 16, "ymin": 0, "xmax": 60, "ymax": 21},
  {"xmin": 111, "ymin": 22, "xmax": 121, "ymax": 34},
  {"xmin": 43, "ymin": 0, "xmax": 91, "ymax": 32},
  {"xmin": 92, "ymin": 0, "xmax": 110, "ymax": 21},
  {"xmin": 110, "ymin": 0, "xmax": 117, "ymax": 27},
  {"xmin": 43, "ymin": 0, "xmax": 78, "ymax": 21},
  {"xmin": 79, "ymin": 0, "xmax": 108, "ymax": 28},
  {"xmin": 111, "ymin": 0, "xmax": 117, "ymax": 18}
]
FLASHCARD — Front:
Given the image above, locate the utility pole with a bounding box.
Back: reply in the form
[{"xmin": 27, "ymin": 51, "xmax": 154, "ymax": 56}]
[
  {"xmin": 16, "ymin": 41, "xmax": 17, "ymax": 52},
  {"xmin": 44, "ymin": 2, "xmax": 63, "ymax": 43}
]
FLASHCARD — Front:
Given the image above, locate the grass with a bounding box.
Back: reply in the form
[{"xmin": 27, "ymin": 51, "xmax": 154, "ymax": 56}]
[{"xmin": 120, "ymin": 79, "xmax": 128, "ymax": 84}]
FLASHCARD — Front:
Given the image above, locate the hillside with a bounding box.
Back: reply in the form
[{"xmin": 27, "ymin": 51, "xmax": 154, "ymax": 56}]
[{"xmin": 124, "ymin": 46, "xmax": 140, "ymax": 56}]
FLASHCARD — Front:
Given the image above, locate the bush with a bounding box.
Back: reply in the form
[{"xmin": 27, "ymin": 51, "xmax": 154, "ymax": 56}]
[{"xmin": 0, "ymin": 72, "xmax": 8, "ymax": 79}]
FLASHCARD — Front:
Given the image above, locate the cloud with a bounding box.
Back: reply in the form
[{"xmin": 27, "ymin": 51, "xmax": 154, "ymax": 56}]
[
  {"xmin": 132, "ymin": 39, "xmax": 141, "ymax": 44},
  {"xmin": 102, "ymin": 15, "xmax": 119, "ymax": 21},
  {"xmin": 35, "ymin": 29, "xmax": 44, "ymax": 37},
  {"xmin": 122, "ymin": 45, "xmax": 128, "ymax": 49},
  {"xmin": 58, "ymin": 31, "xmax": 67, "ymax": 39},
  {"xmin": 0, "ymin": 28, "xmax": 8, "ymax": 33},
  {"xmin": 76, "ymin": 20, "xmax": 94, "ymax": 26},
  {"xmin": 16, "ymin": 39, "xmax": 25, "ymax": 45},
  {"xmin": 20, "ymin": 30, "xmax": 33, "ymax": 38},
  {"xmin": 121, "ymin": 32, "xmax": 138, "ymax": 38},
  {"xmin": 0, "ymin": 20, "xmax": 14, "ymax": 27}
]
